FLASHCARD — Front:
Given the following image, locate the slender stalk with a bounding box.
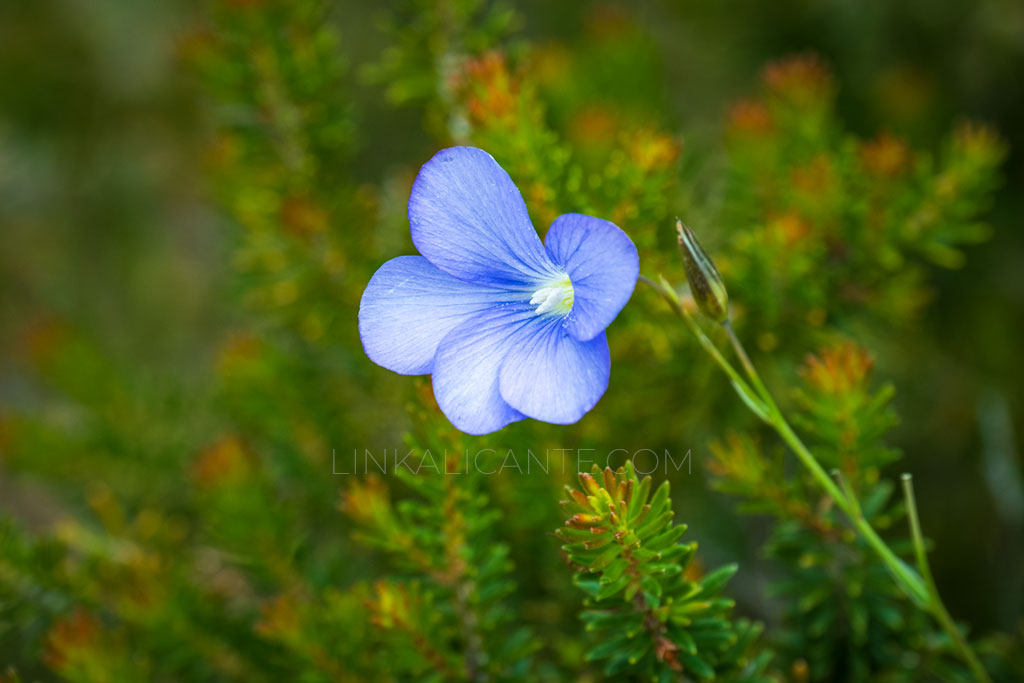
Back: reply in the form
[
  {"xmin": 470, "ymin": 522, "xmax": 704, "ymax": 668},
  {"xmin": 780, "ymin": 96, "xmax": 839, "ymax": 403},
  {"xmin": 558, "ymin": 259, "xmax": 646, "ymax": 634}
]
[
  {"xmin": 902, "ymin": 474, "xmax": 934, "ymax": 589},
  {"xmin": 644, "ymin": 273, "xmax": 990, "ymax": 681},
  {"xmin": 831, "ymin": 469, "xmax": 862, "ymax": 519},
  {"xmin": 638, "ymin": 276, "xmax": 769, "ymax": 420},
  {"xmin": 722, "ymin": 321, "xmax": 766, "ymax": 401},
  {"xmin": 903, "ymin": 475, "xmax": 991, "ymax": 682}
]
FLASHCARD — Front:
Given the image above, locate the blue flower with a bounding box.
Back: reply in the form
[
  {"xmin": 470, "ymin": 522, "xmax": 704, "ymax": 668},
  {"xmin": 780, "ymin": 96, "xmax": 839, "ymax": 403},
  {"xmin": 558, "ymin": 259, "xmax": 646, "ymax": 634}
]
[{"xmin": 359, "ymin": 146, "xmax": 639, "ymax": 435}]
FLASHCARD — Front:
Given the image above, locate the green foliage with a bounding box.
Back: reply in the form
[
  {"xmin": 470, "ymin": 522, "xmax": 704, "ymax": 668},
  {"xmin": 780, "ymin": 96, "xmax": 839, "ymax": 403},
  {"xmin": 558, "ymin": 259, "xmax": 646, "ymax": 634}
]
[
  {"xmin": 188, "ymin": 0, "xmax": 367, "ymax": 347},
  {"xmin": 364, "ymin": 0, "xmax": 519, "ymax": 120},
  {"xmin": 1, "ymin": 1, "xmax": 1022, "ymax": 682},
  {"xmin": 343, "ymin": 461, "xmax": 534, "ymax": 681},
  {"xmin": 557, "ymin": 463, "xmax": 774, "ymax": 681},
  {"xmin": 717, "ymin": 56, "xmax": 1007, "ymax": 337}
]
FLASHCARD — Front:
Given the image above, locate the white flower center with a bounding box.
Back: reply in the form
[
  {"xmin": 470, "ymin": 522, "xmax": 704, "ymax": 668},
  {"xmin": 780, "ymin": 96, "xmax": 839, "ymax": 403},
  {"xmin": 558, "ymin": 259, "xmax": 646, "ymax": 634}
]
[{"xmin": 530, "ymin": 275, "xmax": 574, "ymax": 316}]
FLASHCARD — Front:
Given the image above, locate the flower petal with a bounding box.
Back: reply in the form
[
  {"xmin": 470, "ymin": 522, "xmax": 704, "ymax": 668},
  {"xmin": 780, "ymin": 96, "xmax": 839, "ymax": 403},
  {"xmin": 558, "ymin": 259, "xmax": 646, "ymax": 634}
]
[
  {"xmin": 409, "ymin": 146, "xmax": 561, "ymax": 288},
  {"xmin": 499, "ymin": 319, "xmax": 610, "ymax": 425},
  {"xmin": 545, "ymin": 213, "xmax": 639, "ymax": 342},
  {"xmin": 431, "ymin": 304, "xmax": 537, "ymax": 435},
  {"xmin": 358, "ymin": 256, "xmax": 514, "ymax": 375}
]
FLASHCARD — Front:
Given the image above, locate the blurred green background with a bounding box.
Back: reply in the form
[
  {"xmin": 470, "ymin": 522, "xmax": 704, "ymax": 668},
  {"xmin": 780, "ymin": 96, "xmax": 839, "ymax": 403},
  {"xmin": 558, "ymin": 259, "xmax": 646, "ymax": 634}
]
[{"xmin": 1, "ymin": 0, "xmax": 1022, "ymax": 680}]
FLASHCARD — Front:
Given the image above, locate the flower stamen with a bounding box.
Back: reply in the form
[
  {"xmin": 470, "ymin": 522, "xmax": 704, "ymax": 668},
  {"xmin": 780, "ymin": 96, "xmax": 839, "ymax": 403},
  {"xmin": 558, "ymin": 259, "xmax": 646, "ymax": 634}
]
[{"xmin": 531, "ymin": 275, "xmax": 574, "ymax": 316}]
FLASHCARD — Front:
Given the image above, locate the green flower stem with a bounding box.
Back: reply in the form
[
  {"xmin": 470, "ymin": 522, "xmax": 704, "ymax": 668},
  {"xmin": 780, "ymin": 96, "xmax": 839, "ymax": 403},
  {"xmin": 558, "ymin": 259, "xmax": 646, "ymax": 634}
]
[
  {"xmin": 638, "ymin": 275, "xmax": 770, "ymax": 421},
  {"xmin": 830, "ymin": 469, "xmax": 863, "ymax": 519},
  {"xmin": 641, "ymin": 274, "xmax": 991, "ymax": 682},
  {"xmin": 770, "ymin": 411, "xmax": 928, "ymax": 604},
  {"xmin": 721, "ymin": 321, "xmax": 764, "ymax": 398},
  {"xmin": 903, "ymin": 474, "xmax": 991, "ymax": 683},
  {"xmin": 718, "ymin": 315, "xmax": 930, "ymax": 604}
]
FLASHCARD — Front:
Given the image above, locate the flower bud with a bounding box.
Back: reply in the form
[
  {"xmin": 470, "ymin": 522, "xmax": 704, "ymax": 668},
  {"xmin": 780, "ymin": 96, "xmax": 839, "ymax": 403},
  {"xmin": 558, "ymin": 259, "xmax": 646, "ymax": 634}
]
[{"xmin": 675, "ymin": 219, "xmax": 729, "ymax": 322}]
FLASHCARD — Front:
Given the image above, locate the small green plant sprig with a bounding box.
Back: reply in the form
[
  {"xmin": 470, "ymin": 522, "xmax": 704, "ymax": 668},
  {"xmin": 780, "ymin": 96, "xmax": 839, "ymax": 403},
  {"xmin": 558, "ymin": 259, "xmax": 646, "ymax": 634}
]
[
  {"xmin": 343, "ymin": 456, "xmax": 534, "ymax": 682},
  {"xmin": 556, "ymin": 462, "xmax": 774, "ymax": 682},
  {"xmin": 641, "ymin": 220, "xmax": 992, "ymax": 681}
]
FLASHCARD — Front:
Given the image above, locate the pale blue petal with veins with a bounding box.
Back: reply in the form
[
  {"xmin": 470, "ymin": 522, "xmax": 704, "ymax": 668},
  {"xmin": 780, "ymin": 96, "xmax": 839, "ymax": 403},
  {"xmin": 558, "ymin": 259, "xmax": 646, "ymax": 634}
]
[{"xmin": 358, "ymin": 146, "xmax": 639, "ymax": 435}]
